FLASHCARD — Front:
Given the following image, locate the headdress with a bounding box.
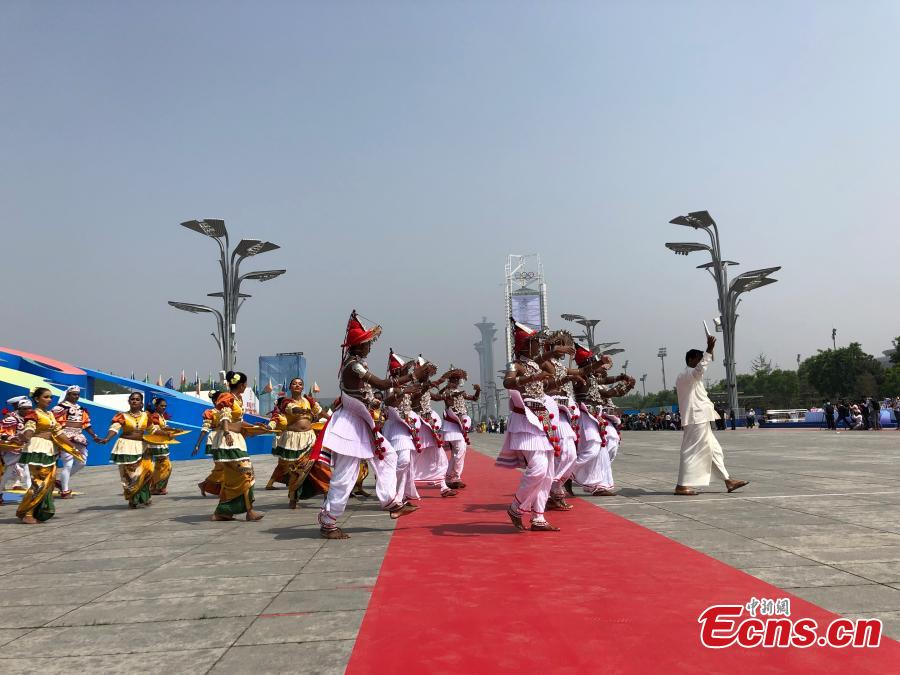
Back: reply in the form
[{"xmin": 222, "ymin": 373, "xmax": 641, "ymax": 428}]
[
  {"xmin": 56, "ymin": 384, "xmax": 82, "ymax": 407},
  {"xmin": 511, "ymin": 318, "xmax": 539, "ymax": 354},
  {"xmin": 387, "ymin": 349, "xmax": 406, "ymax": 374},
  {"xmin": 574, "ymin": 344, "xmax": 594, "ymax": 367},
  {"xmin": 342, "ymin": 310, "xmax": 382, "ymax": 348},
  {"xmin": 6, "ymin": 395, "xmax": 31, "ymax": 409}
]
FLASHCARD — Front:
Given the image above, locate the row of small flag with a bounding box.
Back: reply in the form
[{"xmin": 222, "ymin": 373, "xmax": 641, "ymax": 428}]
[{"xmin": 128, "ymin": 370, "xmax": 319, "ymax": 396}]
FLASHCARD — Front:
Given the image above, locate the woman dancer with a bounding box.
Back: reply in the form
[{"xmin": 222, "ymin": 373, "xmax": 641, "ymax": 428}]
[
  {"xmin": 436, "ymin": 369, "xmax": 480, "ymax": 490},
  {"xmin": 209, "ymin": 372, "xmax": 265, "ymax": 522},
  {"xmin": 101, "ymin": 391, "xmax": 153, "ymax": 508},
  {"xmin": 268, "ymin": 378, "xmax": 322, "ymax": 509},
  {"xmin": 0, "ymin": 396, "xmax": 32, "ymax": 504},
  {"xmin": 147, "ymin": 396, "xmax": 178, "ymax": 495},
  {"xmin": 52, "ymin": 385, "xmax": 101, "ymax": 499},
  {"xmin": 17, "ymin": 387, "xmax": 82, "ymax": 523}
]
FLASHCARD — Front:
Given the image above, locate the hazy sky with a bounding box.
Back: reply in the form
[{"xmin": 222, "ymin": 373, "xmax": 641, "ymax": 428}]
[{"xmin": 2, "ymin": 1, "xmax": 898, "ymax": 394}]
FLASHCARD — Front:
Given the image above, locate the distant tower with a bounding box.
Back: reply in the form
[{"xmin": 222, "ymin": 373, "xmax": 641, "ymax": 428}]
[
  {"xmin": 474, "ymin": 318, "xmax": 498, "ymax": 422},
  {"xmin": 504, "ymin": 254, "xmax": 549, "ymax": 362}
]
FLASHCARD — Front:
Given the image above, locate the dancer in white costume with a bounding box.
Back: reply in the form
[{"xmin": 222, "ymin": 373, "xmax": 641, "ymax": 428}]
[
  {"xmin": 541, "ymin": 330, "xmax": 586, "ymax": 511},
  {"xmin": 410, "ymin": 358, "xmax": 457, "ymax": 497},
  {"xmin": 52, "ymin": 385, "xmax": 102, "ymax": 499},
  {"xmin": 0, "ymin": 397, "xmax": 33, "ymax": 503},
  {"xmin": 496, "ymin": 321, "xmax": 568, "ymax": 532},
  {"xmin": 571, "ymin": 347, "xmax": 634, "ymax": 496},
  {"xmin": 436, "ymin": 369, "xmax": 479, "ymax": 489},
  {"xmin": 318, "ymin": 312, "xmax": 421, "ymax": 539},
  {"xmin": 674, "ymin": 335, "xmax": 748, "ymax": 496},
  {"xmin": 382, "ymin": 350, "xmax": 423, "ymax": 503}
]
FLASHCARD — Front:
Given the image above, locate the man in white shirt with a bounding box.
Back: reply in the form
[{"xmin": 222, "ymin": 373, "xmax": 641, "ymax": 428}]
[{"xmin": 674, "ymin": 335, "xmax": 748, "ymax": 496}]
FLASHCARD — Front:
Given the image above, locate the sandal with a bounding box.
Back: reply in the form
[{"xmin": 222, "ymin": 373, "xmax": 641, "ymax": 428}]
[
  {"xmin": 507, "ymin": 507, "xmax": 526, "ymax": 531},
  {"xmin": 530, "ymin": 520, "xmax": 560, "ymax": 532},
  {"xmin": 548, "ymin": 497, "xmax": 574, "ymax": 511},
  {"xmin": 726, "ymin": 479, "xmax": 749, "ymax": 493},
  {"xmin": 389, "ymin": 503, "xmax": 418, "ymax": 519},
  {"xmin": 590, "ymin": 488, "xmax": 617, "ymax": 497},
  {"xmin": 58, "ymin": 490, "xmax": 74, "ymax": 500},
  {"xmin": 320, "ymin": 526, "xmax": 350, "ymax": 539},
  {"xmin": 441, "ymin": 489, "xmax": 458, "ymax": 498}
]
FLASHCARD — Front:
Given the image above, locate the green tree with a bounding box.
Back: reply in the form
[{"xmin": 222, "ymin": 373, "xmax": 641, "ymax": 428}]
[
  {"xmin": 751, "ymin": 353, "xmax": 773, "ymax": 375},
  {"xmin": 891, "ymin": 337, "xmax": 900, "ymax": 366},
  {"xmin": 882, "ymin": 366, "xmax": 900, "ymax": 396},
  {"xmin": 800, "ymin": 343, "xmax": 883, "ymax": 399}
]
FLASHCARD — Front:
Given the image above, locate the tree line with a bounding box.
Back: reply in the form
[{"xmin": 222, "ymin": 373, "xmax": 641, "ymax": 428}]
[{"xmin": 616, "ymin": 338, "xmax": 900, "ymax": 410}]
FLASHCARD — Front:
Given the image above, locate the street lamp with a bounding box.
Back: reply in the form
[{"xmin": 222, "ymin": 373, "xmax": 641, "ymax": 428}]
[
  {"xmin": 173, "ymin": 220, "xmax": 284, "ymax": 372},
  {"xmin": 657, "ymin": 347, "xmax": 667, "ymax": 391},
  {"xmin": 561, "ymin": 314, "xmax": 607, "ymax": 349},
  {"xmin": 666, "ymin": 211, "xmax": 780, "ymax": 413},
  {"xmin": 640, "ymin": 373, "xmax": 647, "ymax": 398},
  {"xmin": 622, "ymin": 360, "xmax": 629, "ymax": 375}
]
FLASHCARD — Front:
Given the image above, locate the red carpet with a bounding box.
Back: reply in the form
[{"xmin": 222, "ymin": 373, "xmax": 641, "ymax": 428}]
[{"xmin": 347, "ymin": 449, "xmax": 900, "ymax": 673}]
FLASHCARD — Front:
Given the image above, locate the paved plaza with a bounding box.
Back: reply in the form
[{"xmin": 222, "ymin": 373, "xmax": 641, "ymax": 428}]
[{"xmin": 0, "ymin": 428, "xmax": 897, "ymax": 673}]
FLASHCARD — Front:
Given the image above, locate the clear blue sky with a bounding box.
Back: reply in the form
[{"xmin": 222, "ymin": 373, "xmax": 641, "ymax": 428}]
[{"xmin": 2, "ymin": 1, "xmax": 898, "ymax": 393}]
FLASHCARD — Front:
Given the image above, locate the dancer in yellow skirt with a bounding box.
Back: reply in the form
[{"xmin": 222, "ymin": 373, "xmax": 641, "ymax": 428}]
[
  {"xmin": 16, "ymin": 387, "xmax": 82, "ymax": 524},
  {"xmin": 147, "ymin": 396, "xmax": 178, "ymax": 495},
  {"xmin": 265, "ymin": 378, "xmax": 322, "ymax": 508},
  {"xmin": 193, "ymin": 406, "xmax": 223, "ymax": 496},
  {"xmin": 210, "ymin": 371, "xmax": 265, "ymax": 522},
  {"xmin": 101, "ymin": 392, "xmax": 153, "ymax": 508}
]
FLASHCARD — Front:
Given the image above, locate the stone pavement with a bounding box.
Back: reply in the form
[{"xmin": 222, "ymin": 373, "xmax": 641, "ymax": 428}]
[{"xmin": 0, "ymin": 428, "xmax": 897, "ymax": 673}]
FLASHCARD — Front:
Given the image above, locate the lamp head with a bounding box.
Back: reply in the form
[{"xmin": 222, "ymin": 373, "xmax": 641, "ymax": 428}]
[
  {"xmin": 665, "ymin": 242, "xmax": 711, "ymax": 256},
  {"xmin": 235, "ymin": 239, "xmax": 280, "ymax": 257},
  {"xmin": 169, "ymin": 301, "xmax": 213, "ymax": 314},
  {"xmin": 181, "ymin": 219, "xmax": 227, "ymax": 238},
  {"xmin": 242, "ymin": 269, "xmax": 286, "ymax": 283}
]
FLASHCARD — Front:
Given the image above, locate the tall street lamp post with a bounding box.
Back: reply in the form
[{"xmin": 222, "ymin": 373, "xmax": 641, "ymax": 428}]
[
  {"xmin": 666, "ymin": 210, "xmax": 780, "ymax": 413},
  {"xmin": 658, "ymin": 347, "xmax": 667, "ymax": 391},
  {"xmin": 640, "ymin": 373, "xmax": 647, "ymax": 398},
  {"xmin": 171, "ymin": 219, "xmax": 284, "ymax": 373}
]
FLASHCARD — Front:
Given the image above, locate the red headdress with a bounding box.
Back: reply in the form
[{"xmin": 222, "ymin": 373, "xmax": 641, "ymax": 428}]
[
  {"xmin": 388, "ymin": 349, "xmax": 406, "ymax": 374},
  {"xmin": 342, "ymin": 310, "xmax": 382, "ymax": 348},
  {"xmin": 512, "ymin": 319, "xmax": 538, "ymax": 354},
  {"xmin": 574, "ymin": 344, "xmax": 594, "ymax": 367}
]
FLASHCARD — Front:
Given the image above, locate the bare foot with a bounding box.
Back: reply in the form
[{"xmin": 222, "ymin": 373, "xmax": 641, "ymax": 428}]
[
  {"xmin": 211, "ymin": 513, "xmax": 235, "ymax": 521},
  {"xmin": 20, "ymin": 515, "xmax": 38, "ymax": 524},
  {"xmin": 246, "ymin": 510, "xmax": 265, "ymax": 522}
]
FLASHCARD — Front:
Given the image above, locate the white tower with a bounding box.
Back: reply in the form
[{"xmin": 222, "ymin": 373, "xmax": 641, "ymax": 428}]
[{"xmin": 504, "ymin": 254, "xmax": 549, "ymax": 363}]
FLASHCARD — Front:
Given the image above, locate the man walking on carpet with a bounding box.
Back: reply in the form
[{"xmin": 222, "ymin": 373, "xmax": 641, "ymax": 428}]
[{"xmin": 674, "ymin": 333, "xmax": 749, "ymax": 496}]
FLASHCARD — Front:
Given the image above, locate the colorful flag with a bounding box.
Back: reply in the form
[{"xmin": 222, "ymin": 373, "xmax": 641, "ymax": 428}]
[
  {"xmin": 263, "ymin": 379, "xmax": 273, "ymax": 394},
  {"xmin": 195, "ymin": 373, "xmax": 201, "ymax": 396},
  {"xmin": 180, "ymin": 370, "xmax": 187, "ymax": 389},
  {"xmin": 156, "ymin": 375, "xmax": 163, "ymax": 387},
  {"xmin": 143, "ymin": 373, "xmax": 150, "ymax": 383},
  {"xmin": 312, "ymin": 381, "xmax": 320, "ymax": 393},
  {"xmin": 164, "ymin": 377, "xmax": 174, "ymax": 389},
  {"xmin": 130, "ymin": 370, "xmax": 136, "ymax": 381}
]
